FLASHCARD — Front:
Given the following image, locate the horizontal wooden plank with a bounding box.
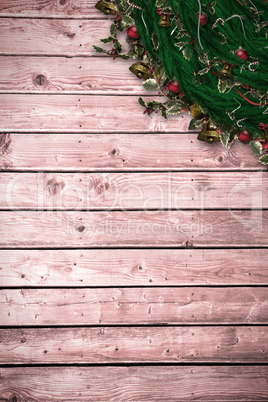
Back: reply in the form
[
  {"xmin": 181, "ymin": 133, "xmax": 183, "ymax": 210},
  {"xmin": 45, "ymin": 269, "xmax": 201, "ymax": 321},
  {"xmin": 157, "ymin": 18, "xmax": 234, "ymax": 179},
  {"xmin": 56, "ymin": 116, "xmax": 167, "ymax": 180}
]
[
  {"xmin": 0, "ymin": 94, "xmax": 192, "ymax": 133},
  {"xmin": 0, "ymin": 56, "xmax": 155, "ymax": 95},
  {"xmin": 0, "ymin": 0, "xmax": 102, "ymax": 19},
  {"xmin": 1, "ymin": 288, "xmax": 267, "ymax": 325},
  {"xmin": 0, "ymin": 133, "xmax": 263, "ymax": 171},
  {"xmin": 1, "ymin": 172, "xmax": 267, "ymax": 210},
  {"xmin": 0, "ymin": 326, "xmax": 267, "ymax": 364},
  {"xmin": 1, "ymin": 366, "xmax": 268, "ymax": 401},
  {"xmin": 0, "ymin": 210, "xmax": 267, "ymax": 248},
  {"xmin": 1, "ymin": 249, "xmax": 267, "ymax": 286},
  {"xmin": 0, "ymin": 19, "xmax": 111, "ymax": 56}
]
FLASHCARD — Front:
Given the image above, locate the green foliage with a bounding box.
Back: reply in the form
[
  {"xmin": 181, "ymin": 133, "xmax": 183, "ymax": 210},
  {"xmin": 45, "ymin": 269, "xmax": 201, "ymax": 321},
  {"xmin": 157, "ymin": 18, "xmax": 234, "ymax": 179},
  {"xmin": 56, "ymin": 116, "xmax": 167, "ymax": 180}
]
[
  {"xmin": 259, "ymin": 154, "xmax": 268, "ymax": 165},
  {"xmin": 94, "ymin": 0, "xmax": 268, "ymax": 166},
  {"xmin": 143, "ymin": 78, "xmax": 159, "ymax": 90},
  {"xmin": 92, "ymin": 45, "xmax": 107, "ymax": 54},
  {"xmin": 188, "ymin": 118, "xmax": 203, "ymax": 130},
  {"xmin": 251, "ymin": 141, "xmax": 263, "ymax": 155}
]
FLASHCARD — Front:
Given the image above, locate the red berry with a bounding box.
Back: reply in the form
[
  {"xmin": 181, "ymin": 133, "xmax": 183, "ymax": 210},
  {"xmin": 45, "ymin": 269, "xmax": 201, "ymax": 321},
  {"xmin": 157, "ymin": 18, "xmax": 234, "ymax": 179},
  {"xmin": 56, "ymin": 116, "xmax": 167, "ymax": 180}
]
[
  {"xmin": 235, "ymin": 48, "xmax": 248, "ymax": 61},
  {"xmin": 168, "ymin": 81, "xmax": 181, "ymax": 94},
  {"xmin": 127, "ymin": 25, "xmax": 140, "ymax": 40},
  {"xmin": 238, "ymin": 130, "xmax": 251, "ymax": 143},
  {"xmin": 196, "ymin": 12, "xmax": 208, "ymax": 26}
]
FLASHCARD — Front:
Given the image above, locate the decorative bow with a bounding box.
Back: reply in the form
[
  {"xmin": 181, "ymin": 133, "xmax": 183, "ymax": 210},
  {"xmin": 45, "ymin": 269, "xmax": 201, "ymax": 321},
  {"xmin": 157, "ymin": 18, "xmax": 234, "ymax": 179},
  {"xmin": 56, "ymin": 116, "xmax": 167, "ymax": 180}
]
[{"xmin": 259, "ymin": 123, "xmax": 268, "ymax": 132}]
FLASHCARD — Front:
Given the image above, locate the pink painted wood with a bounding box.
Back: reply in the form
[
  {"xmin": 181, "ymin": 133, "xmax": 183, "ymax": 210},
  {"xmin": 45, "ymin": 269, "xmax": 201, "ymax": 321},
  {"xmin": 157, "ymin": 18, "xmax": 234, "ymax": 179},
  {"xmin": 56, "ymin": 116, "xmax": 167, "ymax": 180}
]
[
  {"xmin": 0, "ymin": 133, "xmax": 263, "ymax": 170},
  {"xmin": 0, "ymin": 249, "xmax": 267, "ymax": 286},
  {"xmin": 1, "ymin": 172, "xmax": 267, "ymax": 210},
  {"xmin": 1, "ymin": 366, "xmax": 267, "ymax": 401},
  {"xmin": 0, "ymin": 326, "xmax": 267, "ymax": 363},
  {"xmin": 0, "ymin": 94, "xmax": 191, "ymax": 132},
  {"xmin": 1, "ymin": 288, "xmax": 267, "ymax": 325},
  {"xmin": 0, "ymin": 4, "xmax": 266, "ymax": 400},
  {"xmin": 0, "ymin": 56, "xmax": 154, "ymax": 95},
  {"xmin": 0, "ymin": 210, "xmax": 267, "ymax": 248},
  {"xmin": 0, "ymin": 1, "xmax": 100, "ymax": 18}
]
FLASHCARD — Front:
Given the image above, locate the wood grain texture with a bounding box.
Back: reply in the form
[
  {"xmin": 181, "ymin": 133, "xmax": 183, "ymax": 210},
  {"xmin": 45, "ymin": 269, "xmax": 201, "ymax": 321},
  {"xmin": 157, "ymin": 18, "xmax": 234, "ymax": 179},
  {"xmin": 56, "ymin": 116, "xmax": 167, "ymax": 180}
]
[
  {"xmin": 0, "ymin": 56, "xmax": 155, "ymax": 95},
  {"xmin": 0, "ymin": 0, "xmax": 102, "ymax": 19},
  {"xmin": 1, "ymin": 288, "xmax": 267, "ymax": 325},
  {"xmin": 1, "ymin": 172, "xmax": 267, "ymax": 210},
  {"xmin": 1, "ymin": 366, "xmax": 268, "ymax": 401},
  {"xmin": 0, "ymin": 133, "xmax": 263, "ymax": 171},
  {"xmin": 0, "ymin": 326, "xmax": 267, "ymax": 364},
  {"xmin": 0, "ymin": 94, "xmax": 192, "ymax": 133},
  {"xmin": 0, "ymin": 210, "xmax": 267, "ymax": 248},
  {"xmin": 0, "ymin": 19, "xmax": 111, "ymax": 56},
  {"xmin": 1, "ymin": 249, "xmax": 267, "ymax": 286}
]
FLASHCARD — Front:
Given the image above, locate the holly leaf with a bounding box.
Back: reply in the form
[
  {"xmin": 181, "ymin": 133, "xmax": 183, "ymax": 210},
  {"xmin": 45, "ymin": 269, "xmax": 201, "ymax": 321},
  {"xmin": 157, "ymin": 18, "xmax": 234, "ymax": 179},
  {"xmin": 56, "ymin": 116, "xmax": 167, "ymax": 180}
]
[
  {"xmin": 259, "ymin": 154, "xmax": 268, "ymax": 165},
  {"xmin": 174, "ymin": 41, "xmax": 187, "ymax": 50},
  {"xmin": 161, "ymin": 106, "xmax": 168, "ymax": 119},
  {"xmin": 92, "ymin": 45, "xmax": 107, "ymax": 54},
  {"xmin": 118, "ymin": 53, "xmax": 130, "ymax": 60},
  {"xmin": 151, "ymin": 32, "xmax": 159, "ymax": 51},
  {"xmin": 156, "ymin": 0, "xmax": 165, "ymax": 6},
  {"xmin": 110, "ymin": 24, "xmax": 116, "ymax": 36},
  {"xmin": 114, "ymin": 39, "xmax": 123, "ymax": 53},
  {"xmin": 167, "ymin": 104, "xmax": 182, "ymax": 115},
  {"xmin": 148, "ymin": 100, "xmax": 162, "ymax": 109},
  {"xmin": 143, "ymin": 78, "xmax": 158, "ymax": 91},
  {"xmin": 259, "ymin": 94, "xmax": 266, "ymax": 109},
  {"xmin": 198, "ymin": 52, "xmax": 209, "ymax": 65},
  {"xmin": 182, "ymin": 45, "xmax": 193, "ymax": 61},
  {"xmin": 120, "ymin": 14, "xmax": 134, "ymax": 27},
  {"xmin": 175, "ymin": 30, "xmax": 186, "ymax": 40},
  {"xmin": 198, "ymin": 67, "xmax": 210, "ymax": 75},
  {"xmin": 188, "ymin": 118, "xmax": 203, "ymax": 130},
  {"xmin": 218, "ymin": 78, "xmax": 229, "ymax": 93},
  {"xmin": 217, "ymin": 32, "xmax": 227, "ymax": 44},
  {"xmin": 138, "ymin": 97, "xmax": 147, "ymax": 108},
  {"xmin": 251, "ymin": 141, "xmax": 263, "ymax": 155},
  {"xmin": 220, "ymin": 131, "xmax": 230, "ymax": 148},
  {"xmin": 100, "ymin": 36, "xmax": 116, "ymax": 43},
  {"xmin": 159, "ymin": 71, "xmax": 168, "ymax": 86},
  {"xmin": 134, "ymin": 44, "xmax": 145, "ymax": 57}
]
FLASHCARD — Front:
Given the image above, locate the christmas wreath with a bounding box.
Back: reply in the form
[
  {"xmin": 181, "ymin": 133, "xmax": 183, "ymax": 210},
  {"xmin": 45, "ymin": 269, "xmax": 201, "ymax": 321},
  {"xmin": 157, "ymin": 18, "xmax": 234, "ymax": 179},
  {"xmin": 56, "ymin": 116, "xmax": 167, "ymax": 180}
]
[{"xmin": 94, "ymin": 0, "xmax": 268, "ymax": 166}]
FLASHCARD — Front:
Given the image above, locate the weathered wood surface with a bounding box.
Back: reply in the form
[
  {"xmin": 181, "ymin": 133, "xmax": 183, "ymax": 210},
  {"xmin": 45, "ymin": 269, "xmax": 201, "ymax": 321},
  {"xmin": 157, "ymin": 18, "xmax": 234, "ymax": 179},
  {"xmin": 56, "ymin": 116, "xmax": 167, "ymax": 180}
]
[
  {"xmin": 1, "ymin": 249, "xmax": 267, "ymax": 287},
  {"xmin": 0, "ymin": 56, "xmax": 153, "ymax": 95},
  {"xmin": 1, "ymin": 366, "xmax": 268, "ymax": 401},
  {"xmin": 0, "ymin": 0, "xmax": 101, "ymax": 19},
  {"xmin": 0, "ymin": 210, "xmax": 266, "ymax": 248},
  {"xmin": 10, "ymin": 0, "xmax": 251, "ymax": 56},
  {"xmin": 1, "ymin": 288, "xmax": 267, "ymax": 325},
  {"xmin": 0, "ymin": 326, "xmax": 267, "ymax": 364},
  {"xmin": 0, "ymin": 133, "xmax": 264, "ymax": 171},
  {"xmin": 0, "ymin": 19, "xmax": 111, "ymax": 56},
  {"xmin": 1, "ymin": 172, "xmax": 266, "ymax": 210},
  {"xmin": 0, "ymin": 95, "xmax": 192, "ymax": 133}
]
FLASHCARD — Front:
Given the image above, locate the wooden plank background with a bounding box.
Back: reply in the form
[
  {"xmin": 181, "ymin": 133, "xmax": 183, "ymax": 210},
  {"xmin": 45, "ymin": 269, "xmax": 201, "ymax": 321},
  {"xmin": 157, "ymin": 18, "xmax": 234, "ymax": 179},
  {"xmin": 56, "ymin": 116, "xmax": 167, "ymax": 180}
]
[{"xmin": 0, "ymin": 1, "xmax": 267, "ymax": 400}]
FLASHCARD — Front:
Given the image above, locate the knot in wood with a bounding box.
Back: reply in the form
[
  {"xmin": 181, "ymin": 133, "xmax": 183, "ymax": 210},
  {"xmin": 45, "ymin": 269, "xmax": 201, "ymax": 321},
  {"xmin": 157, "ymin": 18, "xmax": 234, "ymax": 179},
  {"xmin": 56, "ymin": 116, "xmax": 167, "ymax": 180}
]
[
  {"xmin": 185, "ymin": 240, "xmax": 194, "ymax": 248},
  {"xmin": 47, "ymin": 178, "xmax": 65, "ymax": 196},
  {"xmin": 34, "ymin": 74, "xmax": 47, "ymax": 87}
]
